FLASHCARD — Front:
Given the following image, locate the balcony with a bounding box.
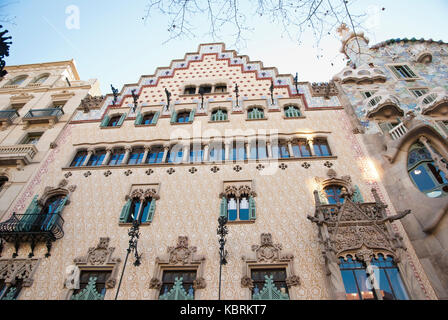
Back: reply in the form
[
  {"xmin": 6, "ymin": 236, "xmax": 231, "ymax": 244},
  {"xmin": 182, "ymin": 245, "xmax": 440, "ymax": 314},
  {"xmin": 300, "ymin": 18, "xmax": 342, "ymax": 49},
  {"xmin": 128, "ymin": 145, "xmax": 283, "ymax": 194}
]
[
  {"xmin": 419, "ymin": 87, "xmax": 448, "ymax": 116},
  {"xmin": 388, "ymin": 122, "xmax": 408, "ymax": 140},
  {"xmin": 22, "ymin": 108, "xmax": 64, "ymax": 128},
  {"xmin": 0, "ymin": 213, "xmax": 64, "ymax": 257},
  {"xmin": 0, "ymin": 144, "xmax": 38, "ymax": 168},
  {"xmin": 365, "ymin": 91, "xmax": 404, "ymax": 119},
  {"xmin": 0, "ymin": 110, "xmax": 19, "ymax": 129}
]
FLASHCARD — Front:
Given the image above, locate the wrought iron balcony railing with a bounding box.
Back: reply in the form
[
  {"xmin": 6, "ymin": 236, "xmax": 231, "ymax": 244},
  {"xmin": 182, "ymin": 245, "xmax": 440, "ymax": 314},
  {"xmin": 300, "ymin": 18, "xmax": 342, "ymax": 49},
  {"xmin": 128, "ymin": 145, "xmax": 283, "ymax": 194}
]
[
  {"xmin": 23, "ymin": 108, "xmax": 64, "ymax": 119},
  {"xmin": 0, "ymin": 109, "xmax": 19, "ymax": 124},
  {"xmin": 0, "ymin": 213, "xmax": 64, "ymax": 257}
]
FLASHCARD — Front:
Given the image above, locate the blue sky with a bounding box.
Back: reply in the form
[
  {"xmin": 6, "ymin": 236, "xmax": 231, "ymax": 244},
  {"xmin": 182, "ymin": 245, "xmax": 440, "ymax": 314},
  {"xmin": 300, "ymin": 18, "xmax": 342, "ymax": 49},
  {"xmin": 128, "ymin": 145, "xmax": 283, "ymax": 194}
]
[{"xmin": 3, "ymin": 0, "xmax": 448, "ymax": 94}]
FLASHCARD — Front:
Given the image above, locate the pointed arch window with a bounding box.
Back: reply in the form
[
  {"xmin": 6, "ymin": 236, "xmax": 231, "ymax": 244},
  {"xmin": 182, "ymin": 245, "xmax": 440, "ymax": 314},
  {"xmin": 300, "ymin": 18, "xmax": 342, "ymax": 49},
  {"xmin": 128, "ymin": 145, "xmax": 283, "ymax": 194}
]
[
  {"xmin": 159, "ymin": 270, "xmax": 196, "ymax": 300},
  {"xmin": 407, "ymin": 142, "xmax": 448, "ymax": 198},
  {"xmin": 71, "ymin": 271, "xmax": 110, "ymax": 300},
  {"xmin": 251, "ymin": 269, "xmax": 289, "ymax": 300},
  {"xmin": 220, "ymin": 186, "xmax": 256, "ymax": 222}
]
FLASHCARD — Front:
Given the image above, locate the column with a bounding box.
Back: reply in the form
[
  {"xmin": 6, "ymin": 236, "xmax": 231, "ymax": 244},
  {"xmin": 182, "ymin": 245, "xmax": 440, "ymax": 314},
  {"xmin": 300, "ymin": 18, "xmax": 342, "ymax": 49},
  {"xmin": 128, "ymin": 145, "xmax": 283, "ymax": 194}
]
[
  {"xmin": 182, "ymin": 144, "xmax": 189, "ymax": 163},
  {"xmin": 224, "ymin": 140, "xmax": 231, "ymax": 161},
  {"xmin": 266, "ymin": 141, "xmax": 272, "ymax": 159},
  {"xmin": 288, "ymin": 139, "xmax": 295, "ymax": 158},
  {"xmin": 162, "ymin": 144, "xmax": 170, "ymax": 163},
  {"xmin": 102, "ymin": 147, "xmax": 113, "ymax": 166},
  {"xmin": 122, "ymin": 146, "xmax": 132, "ymax": 165},
  {"xmin": 246, "ymin": 141, "xmax": 252, "ymax": 160},
  {"xmin": 82, "ymin": 148, "xmax": 95, "ymax": 166},
  {"xmin": 307, "ymin": 138, "xmax": 315, "ymax": 156},
  {"xmin": 203, "ymin": 144, "xmax": 210, "ymax": 162},
  {"xmin": 142, "ymin": 145, "xmax": 151, "ymax": 164},
  {"xmin": 419, "ymin": 136, "xmax": 448, "ymax": 177}
]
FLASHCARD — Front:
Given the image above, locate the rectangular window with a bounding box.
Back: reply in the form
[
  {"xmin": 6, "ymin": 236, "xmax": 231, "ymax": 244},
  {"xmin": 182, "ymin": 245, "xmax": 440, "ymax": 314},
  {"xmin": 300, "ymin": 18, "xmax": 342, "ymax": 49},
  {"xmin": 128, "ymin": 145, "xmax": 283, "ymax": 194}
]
[
  {"xmin": 21, "ymin": 132, "xmax": 43, "ymax": 145},
  {"xmin": 361, "ymin": 91, "xmax": 377, "ymax": 99},
  {"xmin": 390, "ymin": 65, "xmax": 418, "ymax": 79},
  {"xmin": 128, "ymin": 149, "xmax": 145, "ymax": 165},
  {"xmin": 71, "ymin": 271, "xmax": 111, "ymax": 300},
  {"xmin": 189, "ymin": 146, "xmax": 204, "ymax": 163},
  {"xmin": 159, "ymin": 270, "xmax": 196, "ymax": 299},
  {"xmin": 147, "ymin": 147, "xmax": 164, "ymax": 164},
  {"xmin": 251, "ymin": 268, "xmax": 288, "ymax": 298},
  {"xmin": 230, "ymin": 142, "xmax": 246, "ymax": 161},
  {"xmin": 410, "ymin": 88, "xmax": 429, "ymax": 98}
]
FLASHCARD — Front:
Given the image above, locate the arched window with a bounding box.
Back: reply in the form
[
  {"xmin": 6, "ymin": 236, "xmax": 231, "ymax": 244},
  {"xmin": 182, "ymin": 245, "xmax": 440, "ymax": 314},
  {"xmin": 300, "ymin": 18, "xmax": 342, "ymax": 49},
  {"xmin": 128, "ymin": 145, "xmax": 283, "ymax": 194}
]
[
  {"xmin": 339, "ymin": 254, "xmax": 409, "ymax": 300},
  {"xmin": 166, "ymin": 145, "xmax": 184, "ymax": 163},
  {"xmin": 209, "ymin": 142, "xmax": 225, "ymax": 162},
  {"xmin": 128, "ymin": 147, "xmax": 145, "ymax": 165},
  {"xmin": 211, "ymin": 109, "xmax": 228, "ymax": 121},
  {"xmin": 184, "ymin": 86, "xmax": 196, "ymax": 95},
  {"xmin": 407, "ymin": 142, "xmax": 448, "ymax": 198},
  {"xmin": 86, "ymin": 150, "xmax": 106, "ymax": 166},
  {"xmin": 6, "ymin": 75, "xmax": 27, "ymax": 86},
  {"xmin": 272, "ymin": 140, "xmax": 290, "ymax": 159},
  {"xmin": 70, "ymin": 150, "xmax": 88, "ymax": 167},
  {"xmin": 32, "ymin": 74, "xmax": 49, "ymax": 85},
  {"xmin": 108, "ymin": 149, "xmax": 125, "ymax": 165},
  {"xmin": 247, "ymin": 107, "xmax": 264, "ymax": 120},
  {"xmin": 147, "ymin": 146, "xmax": 164, "ymax": 164},
  {"xmin": 189, "ymin": 144, "xmax": 204, "ymax": 163},
  {"xmin": 229, "ymin": 140, "xmax": 247, "ymax": 161},
  {"xmin": 291, "ymin": 140, "xmax": 311, "ymax": 157},
  {"xmin": 313, "ymin": 139, "xmax": 332, "ymax": 156},
  {"xmin": 249, "ymin": 140, "xmax": 268, "ymax": 160},
  {"xmin": 324, "ymin": 185, "xmax": 345, "ymax": 204},
  {"xmin": 284, "ymin": 105, "xmax": 301, "ymax": 118},
  {"xmin": 0, "ymin": 176, "xmax": 8, "ymax": 192}
]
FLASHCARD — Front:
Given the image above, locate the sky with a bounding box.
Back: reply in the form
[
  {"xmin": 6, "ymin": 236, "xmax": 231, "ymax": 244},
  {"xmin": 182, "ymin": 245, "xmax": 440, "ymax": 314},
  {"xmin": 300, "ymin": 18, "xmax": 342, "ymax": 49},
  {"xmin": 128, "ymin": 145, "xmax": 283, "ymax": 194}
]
[{"xmin": 2, "ymin": 0, "xmax": 448, "ymax": 94}]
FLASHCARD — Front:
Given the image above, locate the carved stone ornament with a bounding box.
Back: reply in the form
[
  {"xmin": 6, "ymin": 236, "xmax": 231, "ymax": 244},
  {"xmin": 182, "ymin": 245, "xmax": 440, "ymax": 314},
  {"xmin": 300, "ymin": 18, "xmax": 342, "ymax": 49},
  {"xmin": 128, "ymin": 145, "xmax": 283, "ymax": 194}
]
[
  {"xmin": 0, "ymin": 258, "xmax": 39, "ymax": 287},
  {"xmin": 128, "ymin": 188, "xmax": 160, "ymax": 201},
  {"xmin": 221, "ymin": 185, "xmax": 256, "ymax": 198},
  {"xmin": 80, "ymin": 95, "xmax": 105, "ymax": 113},
  {"xmin": 241, "ymin": 233, "xmax": 300, "ymax": 295},
  {"xmin": 65, "ymin": 265, "xmax": 81, "ymax": 290},
  {"xmin": 306, "ymin": 188, "xmax": 422, "ymax": 299},
  {"xmin": 150, "ymin": 236, "xmax": 206, "ymax": 297},
  {"xmin": 72, "ymin": 237, "xmax": 121, "ymax": 289},
  {"xmin": 10, "ymin": 93, "xmax": 34, "ymax": 104}
]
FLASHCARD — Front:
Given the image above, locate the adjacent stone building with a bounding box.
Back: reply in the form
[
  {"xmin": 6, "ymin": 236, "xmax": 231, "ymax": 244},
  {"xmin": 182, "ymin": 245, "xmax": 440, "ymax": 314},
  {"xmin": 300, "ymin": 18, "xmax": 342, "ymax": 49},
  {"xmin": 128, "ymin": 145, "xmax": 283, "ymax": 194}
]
[
  {"xmin": 0, "ymin": 43, "xmax": 440, "ymax": 300},
  {"xmin": 334, "ymin": 24, "xmax": 448, "ymax": 299}
]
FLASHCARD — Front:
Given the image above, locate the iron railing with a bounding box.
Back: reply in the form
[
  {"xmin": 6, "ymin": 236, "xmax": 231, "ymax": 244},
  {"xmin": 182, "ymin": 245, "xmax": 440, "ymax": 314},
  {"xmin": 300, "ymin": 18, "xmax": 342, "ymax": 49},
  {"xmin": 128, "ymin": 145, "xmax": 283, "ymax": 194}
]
[
  {"xmin": 0, "ymin": 109, "xmax": 19, "ymax": 122},
  {"xmin": 23, "ymin": 108, "xmax": 64, "ymax": 119},
  {"xmin": 0, "ymin": 213, "xmax": 65, "ymax": 243}
]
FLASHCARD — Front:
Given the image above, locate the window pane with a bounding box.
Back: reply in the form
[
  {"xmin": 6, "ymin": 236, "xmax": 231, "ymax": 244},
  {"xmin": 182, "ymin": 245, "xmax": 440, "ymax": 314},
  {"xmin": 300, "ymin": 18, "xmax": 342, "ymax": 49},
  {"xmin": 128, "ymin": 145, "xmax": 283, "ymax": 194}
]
[
  {"xmin": 239, "ymin": 196, "xmax": 249, "ymax": 220},
  {"xmin": 341, "ymin": 270, "xmax": 360, "ymax": 300},
  {"xmin": 410, "ymin": 164, "xmax": 436, "ymax": 191},
  {"xmin": 385, "ymin": 268, "xmax": 409, "ymax": 300},
  {"xmin": 227, "ymin": 197, "xmax": 237, "ymax": 221}
]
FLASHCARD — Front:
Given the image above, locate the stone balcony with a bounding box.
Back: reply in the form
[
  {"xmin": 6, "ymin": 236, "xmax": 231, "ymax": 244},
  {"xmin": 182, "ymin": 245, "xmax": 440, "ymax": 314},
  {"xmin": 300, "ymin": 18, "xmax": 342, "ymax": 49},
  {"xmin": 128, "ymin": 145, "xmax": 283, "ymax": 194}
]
[
  {"xmin": 0, "ymin": 110, "xmax": 19, "ymax": 129},
  {"xmin": 419, "ymin": 87, "xmax": 448, "ymax": 116},
  {"xmin": 22, "ymin": 108, "xmax": 64, "ymax": 128},
  {"xmin": 365, "ymin": 91, "xmax": 404, "ymax": 119},
  {"xmin": 0, "ymin": 144, "xmax": 38, "ymax": 169},
  {"xmin": 333, "ymin": 64, "xmax": 387, "ymax": 84}
]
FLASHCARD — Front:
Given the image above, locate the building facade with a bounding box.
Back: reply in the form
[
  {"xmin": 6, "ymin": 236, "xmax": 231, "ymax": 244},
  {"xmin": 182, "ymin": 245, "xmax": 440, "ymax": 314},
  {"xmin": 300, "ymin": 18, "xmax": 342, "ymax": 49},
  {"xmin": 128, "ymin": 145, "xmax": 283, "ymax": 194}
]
[
  {"xmin": 0, "ymin": 61, "xmax": 100, "ymax": 220},
  {"xmin": 0, "ymin": 43, "xmax": 440, "ymax": 300},
  {"xmin": 334, "ymin": 24, "xmax": 448, "ymax": 299}
]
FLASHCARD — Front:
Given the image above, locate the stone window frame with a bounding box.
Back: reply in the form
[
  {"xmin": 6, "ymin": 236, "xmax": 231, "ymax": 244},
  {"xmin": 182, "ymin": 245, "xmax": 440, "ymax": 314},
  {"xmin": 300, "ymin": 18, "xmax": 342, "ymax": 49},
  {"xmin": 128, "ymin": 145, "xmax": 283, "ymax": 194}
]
[
  {"xmin": 0, "ymin": 258, "xmax": 40, "ymax": 299},
  {"xmin": 220, "ymin": 180, "xmax": 257, "ymax": 224},
  {"xmin": 246, "ymin": 105, "xmax": 267, "ymax": 121},
  {"xmin": 386, "ymin": 63, "xmax": 421, "ymax": 81},
  {"xmin": 282, "ymin": 103, "xmax": 305, "ymax": 119},
  {"xmin": 119, "ymin": 183, "xmax": 161, "ymax": 226},
  {"xmin": 149, "ymin": 236, "xmax": 206, "ymax": 300},
  {"xmin": 241, "ymin": 233, "xmax": 300, "ymax": 300},
  {"xmin": 63, "ymin": 237, "xmax": 121, "ymax": 300}
]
